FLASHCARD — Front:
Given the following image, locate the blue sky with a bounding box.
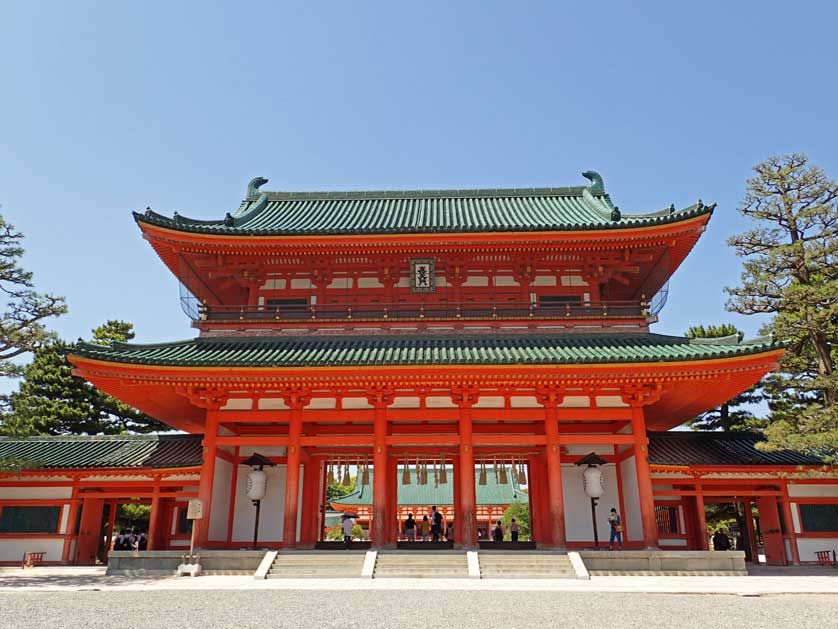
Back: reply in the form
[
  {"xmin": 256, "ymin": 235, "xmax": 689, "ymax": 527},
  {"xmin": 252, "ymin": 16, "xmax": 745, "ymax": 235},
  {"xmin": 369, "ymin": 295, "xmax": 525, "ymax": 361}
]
[{"xmin": 1, "ymin": 0, "xmax": 836, "ymax": 367}]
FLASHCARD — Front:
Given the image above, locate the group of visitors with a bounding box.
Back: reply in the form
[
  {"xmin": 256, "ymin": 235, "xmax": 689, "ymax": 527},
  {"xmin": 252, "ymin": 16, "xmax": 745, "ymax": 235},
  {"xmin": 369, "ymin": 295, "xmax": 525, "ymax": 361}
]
[
  {"xmin": 489, "ymin": 518, "xmax": 521, "ymax": 542},
  {"xmin": 113, "ymin": 528, "xmax": 147, "ymax": 551},
  {"xmin": 403, "ymin": 506, "xmax": 452, "ymax": 542}
]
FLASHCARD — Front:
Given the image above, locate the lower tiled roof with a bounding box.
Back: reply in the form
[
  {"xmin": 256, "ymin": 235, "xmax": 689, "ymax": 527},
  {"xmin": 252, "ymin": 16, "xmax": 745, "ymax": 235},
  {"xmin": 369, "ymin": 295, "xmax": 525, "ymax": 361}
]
[
  {"xmin": 71, "ymin": 333, "xmax": 781, "ymax": 368},
  {"xmin": 0, "ymin": 434, "xmax": 202, "ymax": 470},
  {"xmin": 648, "ymin": 432, "xmax": 826, "ymax": 466}
]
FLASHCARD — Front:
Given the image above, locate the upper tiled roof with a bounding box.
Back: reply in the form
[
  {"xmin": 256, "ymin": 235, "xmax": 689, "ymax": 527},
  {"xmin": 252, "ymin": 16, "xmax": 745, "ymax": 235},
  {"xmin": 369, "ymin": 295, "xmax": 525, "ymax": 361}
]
[
  {"xmin": 0, "ymin": 434, "xmax": 202, "ymax": 470},
  {"xmin": 71, "ymin": 333, "xmax": 780, "ymax": 368},
  {"xmin": 134, "ymin": 173, "xmax": 713, "ymax": 236},
  {"xmin": 648, "ymin": 432, "xmax": 826, "ymax": 466}
]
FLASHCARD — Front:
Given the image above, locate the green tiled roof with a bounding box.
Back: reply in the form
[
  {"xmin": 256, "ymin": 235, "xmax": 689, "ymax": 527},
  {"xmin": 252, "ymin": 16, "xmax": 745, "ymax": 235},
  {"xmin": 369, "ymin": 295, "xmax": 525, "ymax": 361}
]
[
  {"xmin": 0, "ymin": 434, "xmax": 202, "ymax": 470},
  {"xmin": 134, "ymin": 174, "xmax": 713, "ymax": 236},
  {"xmin": 332, "ymin": 468, "xmax": 527, "ymax": 506},
  {"xmin": 71, "ymin": 333, "xmax": 781, "ymax": 368}
]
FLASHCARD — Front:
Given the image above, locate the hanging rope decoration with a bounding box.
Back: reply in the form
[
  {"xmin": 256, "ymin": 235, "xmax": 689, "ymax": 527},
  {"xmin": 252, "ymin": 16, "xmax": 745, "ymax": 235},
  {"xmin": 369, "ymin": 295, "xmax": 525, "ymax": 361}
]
[
  {"xmin": 499, "ymin": 462, "xmax": 509, "ymax": 485},
  {"xmin": 493, "ymin": 457, "xmax": 499, "ymax": 483},
  {"xmin": 342, "ymin": 459, "xmax": 352, "ymax": 487},
  {"xmin": 327, "ymin": 459, "xmax": 336, "ymax": 486},
  {"xmin": 439, "ymin": 461, "xmax": 448, "ymax": 485},
  {"xmin": 517, "ymin": 461, "xmax": 527, "ymax": 485},
  {"xmin": 415, "ymin": 457, "xmax": 421, "ymax": 485},
  {"xmin": 402, "ymin": 458, "xmax": 411, "ymax": 485},
  {"xmin": 361, "ymin": 457, "xmax": 370, "ymax": 486},
  {"xmin": 478, "ymin": 460, "xmax": 487, "ymax": 485}
]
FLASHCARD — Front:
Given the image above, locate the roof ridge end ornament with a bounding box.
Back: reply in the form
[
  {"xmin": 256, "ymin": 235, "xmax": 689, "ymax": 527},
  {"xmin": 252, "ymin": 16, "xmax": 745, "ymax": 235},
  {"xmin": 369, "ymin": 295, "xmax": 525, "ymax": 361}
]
[
  {"xmin": 247, "ymin": 176, "xmax": 269, "ymax": 200},
  {"xmin": 581, "ymin": 170, "xmax": 605, "ymax": 194}
]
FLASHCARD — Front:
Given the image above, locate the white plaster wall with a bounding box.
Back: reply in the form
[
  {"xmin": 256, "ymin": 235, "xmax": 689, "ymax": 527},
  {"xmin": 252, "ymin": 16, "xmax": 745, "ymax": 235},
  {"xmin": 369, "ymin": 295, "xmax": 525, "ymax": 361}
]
[
  {"xmin": 230, "ymin": 465, "xmax": 304, "ymax": 543},
  {"xmin": 59, "ymin": 505, "xmax": 70, "ymax": 535},
  {"xmin": 787, "ymin": 484, "xmax": 838, "ymax": 498},
  {"xmin": 790, "ymin": 503, "xmax": 801, "ymax": 534},
  {"xmin": 0, "ymin": 487, "xmax": 72, "ymax": 500},
  {"xmin": 209, "ymin": 458, "xmax": 233, "ymax": 542},
  {"xmin": 659, "ymin": 538, "xmax": 688, "ymax": 547},
  {"xmin": 620, "ymin": 456, "xmax": 642, "ymax": 542},
  {"xmin": 796, "ymin": 538, "xmax": 838, "ymax": 562},
  {"xmin": 561, "ymin": 464, "xmax": 620, "ymax": 542},
  {"xmin": 0, "ymin": 538, "xmax": 64, "ymax": 563}
]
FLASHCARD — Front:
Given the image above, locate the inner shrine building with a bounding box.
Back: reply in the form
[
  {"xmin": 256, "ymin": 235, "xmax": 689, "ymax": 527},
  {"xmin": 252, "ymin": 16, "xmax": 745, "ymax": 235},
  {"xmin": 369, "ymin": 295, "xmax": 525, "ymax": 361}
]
[{"xmin": 3, "ymin": 171, "xmax": 837, "ymax": 565}]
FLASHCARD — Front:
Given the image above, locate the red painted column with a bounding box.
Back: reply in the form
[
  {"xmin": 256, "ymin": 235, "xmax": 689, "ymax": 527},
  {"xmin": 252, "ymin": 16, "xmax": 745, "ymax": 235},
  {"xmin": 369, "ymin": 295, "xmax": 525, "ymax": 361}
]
[
  {"xmin": 630, "ymin": 405, "xmax": 658, "ymax": 549},
  {"xmin": 542, "ymin": 400, "xmax": 566, "ymax": 549},
  {"xmin": 282, "ymin": 400, "xmax": 305, "ymax": 548},
  {"xmin": 452, "ymin": 455, "xmax": 462, "ymax": 543},
  {"xmin": 299, "ymin": 457, "xmax": 320, "ymax": 547},
  {"xmin": 455, "ymin": 391, "xmax": 478, "ymax": 549},
  {"xmin": 780, "ymin": 485, "xmax": 801, "ymax": 565},
  {"xmin": 61, "ymin": 480, "xmax": 81, "ymax": 564},
  {"xmin": 370, "ymin": 392, "xmax": 391, "ymax": 548},
  {"xmin": 695, "ymin": 481, "xmax": 709, "ymax": 550},
  {"xmin": 147, "ymin": 484, "xmax": 161, "ymax": 550},
  {"xmin": 193, "ymin": 414, "xmax": 219, "ymax": 549}
]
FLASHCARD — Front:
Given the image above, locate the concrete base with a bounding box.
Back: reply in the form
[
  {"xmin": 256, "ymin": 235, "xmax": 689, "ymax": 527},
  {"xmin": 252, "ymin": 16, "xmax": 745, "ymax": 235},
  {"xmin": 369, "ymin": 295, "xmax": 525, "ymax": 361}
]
[
  {"xmin": 107, "ymin": 551, "xmax": 266, "ymax": 576},
  {"xmin": 578, "ymin": 550, "xmax": 747, "ymax": 575}
]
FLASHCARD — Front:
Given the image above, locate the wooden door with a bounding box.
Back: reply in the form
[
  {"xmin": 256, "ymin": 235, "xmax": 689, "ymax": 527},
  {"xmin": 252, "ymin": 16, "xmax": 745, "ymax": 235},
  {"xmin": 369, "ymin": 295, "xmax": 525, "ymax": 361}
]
[
  {"xmin": 74, "ymin": 499, "xmax": 105, "ymax": 565},
  {"xmin": 756, "ymin": 496, "xmax": 786, "ymax": 566}
]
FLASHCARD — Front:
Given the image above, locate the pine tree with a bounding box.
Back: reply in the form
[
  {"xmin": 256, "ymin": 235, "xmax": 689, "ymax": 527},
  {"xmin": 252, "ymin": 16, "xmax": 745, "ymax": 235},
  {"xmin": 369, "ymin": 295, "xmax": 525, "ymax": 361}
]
[
  {"xmin": 0, "ymin": 214, "xmax": 66, "ymax": 379},
  {"xmin": 726, "ymin": 154, "xmax": 838, "ymax": 456},
  {"xmin": 685, "ymin": 325, "xmax": 765, "ymax": 432},
  {"xmin": 1, "ymin": 320, "xmax": 166, "ymax": 435}
]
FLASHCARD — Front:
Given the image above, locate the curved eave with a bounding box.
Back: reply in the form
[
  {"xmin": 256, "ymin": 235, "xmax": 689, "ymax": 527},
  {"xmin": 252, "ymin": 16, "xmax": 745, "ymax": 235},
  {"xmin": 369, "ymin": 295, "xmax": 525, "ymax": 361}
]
[{"xmin": 134, "ymin": 206, "xmax": 714, "ymax": 246}]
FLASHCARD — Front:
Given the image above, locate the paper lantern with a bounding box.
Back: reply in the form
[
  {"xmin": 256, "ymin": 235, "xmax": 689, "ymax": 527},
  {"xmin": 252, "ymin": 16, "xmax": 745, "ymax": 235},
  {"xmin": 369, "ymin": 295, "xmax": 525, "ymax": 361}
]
[
  {"xmin": 583, "ymin": 466, "xmax": 604, "ymax": 498},
  {"xmin": 246, "ymin": 469, "xmax": 267, "ymax": 501}
]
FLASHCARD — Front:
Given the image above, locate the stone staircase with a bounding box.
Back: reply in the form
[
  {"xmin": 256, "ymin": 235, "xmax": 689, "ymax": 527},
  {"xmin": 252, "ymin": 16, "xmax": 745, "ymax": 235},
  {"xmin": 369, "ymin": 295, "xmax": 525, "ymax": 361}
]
[
  {"xmin": 478, "ymin": 552, "xmax": 576, "ymax": 579},
  {"xmin": 266, "ymin": 551, "xmax": 366, "ymax": 578},
  {"xmin": 374, "ymin": 551, "xmax": 469, "ymax": 578}
]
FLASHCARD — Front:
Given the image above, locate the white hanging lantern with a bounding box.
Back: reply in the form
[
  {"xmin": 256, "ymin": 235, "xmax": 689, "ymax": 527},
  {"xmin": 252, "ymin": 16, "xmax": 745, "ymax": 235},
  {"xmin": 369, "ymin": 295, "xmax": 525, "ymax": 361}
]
[
  {"xmin": 246, "ymin": 469, "xmax": 268, "ymax": 501},
  {"xmin": 583, "ymin": 466, "xmax": 604, "ymax": 498}
]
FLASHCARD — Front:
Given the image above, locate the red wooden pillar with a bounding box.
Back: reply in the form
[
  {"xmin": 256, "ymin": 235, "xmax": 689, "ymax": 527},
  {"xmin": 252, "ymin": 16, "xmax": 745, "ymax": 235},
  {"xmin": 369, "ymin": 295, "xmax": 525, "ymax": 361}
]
[
  {"xmin": 455, "ymin": 391, "xmax": 478, "ymax": 549},
  {"xmin": 695, "ymin": 481, "xmax": 709, "ymax": 550},
  {"xmin": 299, "ymin": 457, "xmax": 320, "ymax": 547},
  {"xmin": 370, "ymin": 391, "xmax": 391, "ymax": 548},
  {"xmin": 452, "ymin": 455, "xmax": 462, "ymax": 543},
  {"xmin": 780, "ymin": 485, "xmax": 800, "ymax": 565},
  {"xmin": 542, "ymin": 400, "xmax": 566, "ymax": 549},
  {"xmin": 630, "ymin": 405, "xmax": 658, "ymax": 549},
  {"xmin": 282, "ymin": 400, "xmax": 305, "ymax": 548},
  {"xmin": 193, "ymin": 414, "xmax": 219, "ymax": 549},
  {"xmin": 147, "ymin": 484, "xmax": 161, "ymax": 550},
  {"xmin": 387, "ymin": 455, "xmax": 399, "ymax": 544},
  {"xmin": 61, "ymin": 480, "xmax": 81, "ymax": 564}
]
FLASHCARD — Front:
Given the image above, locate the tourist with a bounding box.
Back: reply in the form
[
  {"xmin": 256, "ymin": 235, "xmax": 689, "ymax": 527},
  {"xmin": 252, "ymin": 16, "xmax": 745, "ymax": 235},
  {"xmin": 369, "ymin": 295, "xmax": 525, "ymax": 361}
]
[
  {"xmin": 420, "ymin": 515, "xmax": 431, "ymax": 541},
  {"xmin": 492, "ymin": 520, "xmax": 504, "ymax": 542},
  {"xmin": 342, "ymin": 514, "xmax": 354, "ymax": 549},
  {"xmin": 712, "ymin": 529, "xmax": 732, "ymax": 551},
  {"xmin": 510, "ymin": 518, "xmax": 520, "ymax": 543},
  {"xmin": 403, "ymin": 513, "xmax": 416, "ymax": 542},
  {"xmin": 430, "ymin": 506, "xmax": 443, "ymax": 542},
  {"xmin": 445, "ymin": 521, "xmax": 454, "ymax": 542},
  {"xmin": 608, "ymin": 508, "xmax": 623, "ymax": 550},
  {"xmin": 138, "ymin": 530, "xmax": 148, "ymax": 551},
  {"xmin": 113, "ymin": 529, "xmax": 127, "ymax": 551}
]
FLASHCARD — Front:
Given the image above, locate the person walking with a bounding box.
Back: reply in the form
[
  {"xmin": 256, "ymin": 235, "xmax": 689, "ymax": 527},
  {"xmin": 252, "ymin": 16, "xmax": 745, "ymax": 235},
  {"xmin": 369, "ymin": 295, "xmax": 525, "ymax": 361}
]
[
  {"xmin": 420, "ymin": 515, "xmax": 431, "ymax": 541},
  {"xmin": 342, "ymin": 514, "xmax": 354, "ymax": 549},
  {"xmin": 712, "ymin": 529, "xmax": 732, "ymax": 551},
  {"xmin": 430, "ymin": 506, "xmax": 443, "ymax": 542},
  {"xmin": 445, "ymin": 521, "xmax": 454, "ymax": 543},
  {"xmin": 509, "ymin": 518, "xmax": 520, "ymax": 543},
  {"xmin": 403, "ymin": 513, "xmax": 416, "ymax": 542},
  {"xmin": 492, "ymin": 520, "xmax": 504, "ymax": 542},
  {"xmin": 608, "ymin": 508, "xmax": 623, "ymax": 550}
]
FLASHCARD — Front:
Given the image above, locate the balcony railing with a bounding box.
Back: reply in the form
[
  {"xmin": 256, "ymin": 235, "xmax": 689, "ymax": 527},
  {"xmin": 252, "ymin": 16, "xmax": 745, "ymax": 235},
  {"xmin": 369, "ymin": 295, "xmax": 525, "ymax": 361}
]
[{"xmin": 188, "ymin": 299, "xmax": 649, "ymax": 323}]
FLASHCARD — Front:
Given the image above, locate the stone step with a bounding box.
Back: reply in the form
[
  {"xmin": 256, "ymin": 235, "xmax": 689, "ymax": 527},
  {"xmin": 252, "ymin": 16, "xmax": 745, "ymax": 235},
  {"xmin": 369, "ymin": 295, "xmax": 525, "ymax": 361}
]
[
  {"xmin": 589, "ymin": 570, "xmax": 747, "ymax": 577},
  {"xmin": 481, "ymin": 572, "xmax": 576, "ymax": 579}
]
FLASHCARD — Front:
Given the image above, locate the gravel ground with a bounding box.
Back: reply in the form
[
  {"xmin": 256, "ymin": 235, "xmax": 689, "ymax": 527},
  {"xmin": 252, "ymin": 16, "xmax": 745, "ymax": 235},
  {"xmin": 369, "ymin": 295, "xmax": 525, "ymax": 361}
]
[{"xmin": 2, "ymin": 590, "xmax": 838, "ymax": 629}]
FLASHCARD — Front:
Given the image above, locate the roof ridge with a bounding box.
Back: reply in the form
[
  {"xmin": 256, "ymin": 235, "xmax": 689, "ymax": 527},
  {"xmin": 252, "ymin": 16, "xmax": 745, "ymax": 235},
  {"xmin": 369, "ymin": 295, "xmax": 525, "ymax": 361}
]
[{"xmin": 0, "ymin": 433, "xmax": 196, "ymax": 443}]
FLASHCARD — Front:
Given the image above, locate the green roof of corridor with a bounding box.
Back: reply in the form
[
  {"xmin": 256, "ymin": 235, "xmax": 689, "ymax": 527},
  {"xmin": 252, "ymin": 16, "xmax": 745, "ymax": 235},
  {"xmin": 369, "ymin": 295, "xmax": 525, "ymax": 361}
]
[
  {"xmin": 134, "ymin": 172, "xmax": 714, "ymax": 236},
  {"xmin": 71, "ymin": 333, "xmax": 781, "ymax": 368}
]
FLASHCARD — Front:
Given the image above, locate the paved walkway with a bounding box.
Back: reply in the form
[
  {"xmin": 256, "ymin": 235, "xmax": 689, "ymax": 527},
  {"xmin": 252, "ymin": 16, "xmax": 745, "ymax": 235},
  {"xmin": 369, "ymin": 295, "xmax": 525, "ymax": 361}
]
[{"xmin": 2, "ymin": 566, "xmax": 837, "ymax": 594}]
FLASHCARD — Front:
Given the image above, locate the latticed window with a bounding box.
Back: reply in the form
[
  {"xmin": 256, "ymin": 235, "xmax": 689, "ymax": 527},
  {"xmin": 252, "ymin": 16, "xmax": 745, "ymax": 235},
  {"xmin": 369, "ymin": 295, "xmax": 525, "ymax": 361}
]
[
  {"xmin": 655, "ymin": 504, "xmax": 679, "ymax": 534},
  {"xmin": 0, "ymin": 506, "xmax": 61, "ymax": 534},
  {"xmin": 799, "ymin": 504, "xmax": 838, "ymax": 533}
]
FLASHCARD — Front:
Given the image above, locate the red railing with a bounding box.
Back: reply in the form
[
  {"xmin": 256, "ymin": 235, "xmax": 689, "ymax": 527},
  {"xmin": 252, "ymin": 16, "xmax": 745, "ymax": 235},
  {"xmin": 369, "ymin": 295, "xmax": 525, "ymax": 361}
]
[{"xmin": 193, "ymin": 300, "xmax": 649, "ymax": 323}]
